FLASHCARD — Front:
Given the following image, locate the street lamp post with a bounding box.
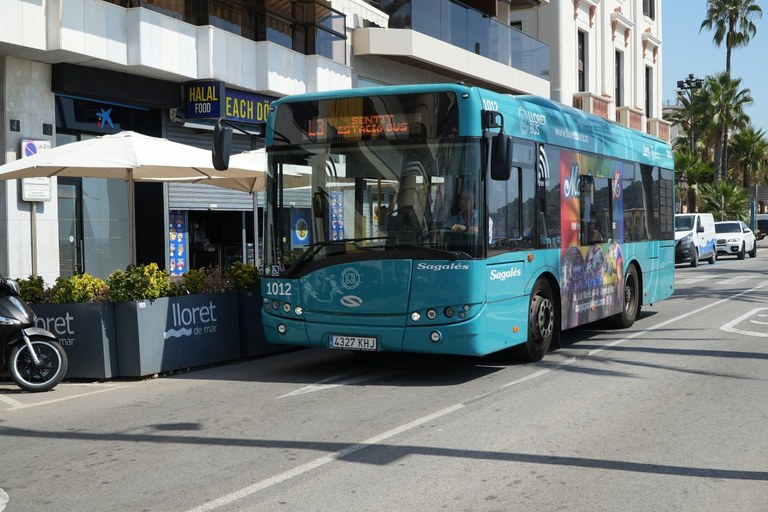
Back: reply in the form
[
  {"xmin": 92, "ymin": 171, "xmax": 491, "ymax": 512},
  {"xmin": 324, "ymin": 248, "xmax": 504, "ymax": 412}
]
[
  {"xmin": 676, "ymin": 73, "xmax": 704, "ymax": 154},
  {"xmin": 678, "ymin": 173, "xmax": 687, "ymax": 213},
  {"xmin": 676, "ymin": 74, "xmax": 702, "ymax": 213}
]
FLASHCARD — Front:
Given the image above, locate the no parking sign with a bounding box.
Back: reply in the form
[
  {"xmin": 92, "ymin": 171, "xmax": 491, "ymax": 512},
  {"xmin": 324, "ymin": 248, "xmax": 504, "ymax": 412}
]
[{"xmin": 20, "ymin": 139, "xmax": 52, "ymax": 202}]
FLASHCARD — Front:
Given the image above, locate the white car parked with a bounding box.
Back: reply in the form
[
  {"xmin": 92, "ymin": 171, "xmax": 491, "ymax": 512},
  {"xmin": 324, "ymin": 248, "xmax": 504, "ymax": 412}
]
[{"xmin": 714, "ymin": 221, "xmax": 757, "ymax": 260}]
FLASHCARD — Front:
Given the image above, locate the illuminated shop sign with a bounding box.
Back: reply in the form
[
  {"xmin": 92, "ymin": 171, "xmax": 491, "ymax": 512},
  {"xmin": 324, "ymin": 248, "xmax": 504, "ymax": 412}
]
[
  {"xmin": 184, "ymin": 82, "xmax": 274, "ymax": 124},
  {"xmin": 224, "ymin": 88, "xmax": 271, "ymax": 124},
  {"xmin": 185, "ymin": 81, "xmax": 222, "ymax": 118}
]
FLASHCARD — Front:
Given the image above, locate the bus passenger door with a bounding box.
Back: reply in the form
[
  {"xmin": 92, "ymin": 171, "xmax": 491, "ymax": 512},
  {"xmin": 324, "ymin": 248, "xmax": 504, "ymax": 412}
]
[{"xmin": 486, "ymin": 140, "xmax": 537, "ymax": 301}]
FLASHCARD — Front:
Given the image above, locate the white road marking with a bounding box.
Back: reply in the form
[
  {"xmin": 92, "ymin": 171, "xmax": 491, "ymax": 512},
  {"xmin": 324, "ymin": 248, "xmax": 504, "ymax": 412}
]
[
  {"xmin": 1, "ymin": 383, "xmax": 134, "ymax": 411},
  {"xmin": 0, "ymin": 394, "xmax": 25, "ymax": 408},
  {"xmin": 718, "ymin": 276, "xmax": 752, "ymax": 286},
  {"xmin": 721, "ymin": 308, "xmax": 768, "ymax": 338},
  {"xmin": 184, "ymin": 280, "xmax": 768, "ymax": 512},
  {"xmin": 278, "ymin": 371, "xmax": 396, "ymax": 398},
  {"xmin": 676, "ymin": 274, "xmax": 750, "ymax": 285}
]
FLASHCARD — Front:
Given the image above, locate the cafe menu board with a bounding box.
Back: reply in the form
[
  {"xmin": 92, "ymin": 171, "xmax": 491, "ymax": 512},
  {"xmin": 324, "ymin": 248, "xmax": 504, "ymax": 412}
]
[
  {"xmin": 330, "ymin": 191, "xmax": 345, "ymax": 240},
  {"xmin": 169, "ymin": 210, "xmax": 188, "ymax": 276}
]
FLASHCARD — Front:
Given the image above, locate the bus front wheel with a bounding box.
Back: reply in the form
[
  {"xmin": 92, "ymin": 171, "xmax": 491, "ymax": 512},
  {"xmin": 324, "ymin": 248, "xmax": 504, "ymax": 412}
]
[
  {"xmin": 609, "ymin": 263, "xmax": 640, "ymax": 329},
  {"xmin": 517, "ymin": 279, "xmax": 557, "ymax": 362}
]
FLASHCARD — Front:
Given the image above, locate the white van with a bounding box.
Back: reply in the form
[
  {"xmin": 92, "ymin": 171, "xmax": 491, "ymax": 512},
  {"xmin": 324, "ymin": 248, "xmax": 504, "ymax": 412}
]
[
  {"xmin": 675, "ymin": 213, "xmax": 717, "ymax": 267},
  {"xmin": 757, "ymin": 213, "xmax": 768, "ymax": 240}
]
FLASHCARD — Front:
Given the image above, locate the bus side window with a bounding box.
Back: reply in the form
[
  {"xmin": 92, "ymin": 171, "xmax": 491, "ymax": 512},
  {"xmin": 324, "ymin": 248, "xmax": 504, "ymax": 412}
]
[{"xmin": 580, "ymin": 175, "xmax": 611, "ymax": 245}]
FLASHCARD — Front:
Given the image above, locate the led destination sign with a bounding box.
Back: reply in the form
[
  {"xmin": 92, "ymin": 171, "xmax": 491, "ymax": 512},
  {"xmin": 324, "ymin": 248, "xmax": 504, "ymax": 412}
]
[
  {"xmin": 272, "ymin": 92, "xmax": 460, "ymax": 147},
  {"xmin": 307, "ymin": 114, "xmax": 420, "ymax": 142}
]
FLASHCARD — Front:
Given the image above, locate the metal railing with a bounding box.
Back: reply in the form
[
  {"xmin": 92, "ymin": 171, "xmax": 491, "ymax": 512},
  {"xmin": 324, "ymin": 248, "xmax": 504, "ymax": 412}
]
[{"xmin": 377, "ymin": 0, "xmax": 549, "ymax": 79}]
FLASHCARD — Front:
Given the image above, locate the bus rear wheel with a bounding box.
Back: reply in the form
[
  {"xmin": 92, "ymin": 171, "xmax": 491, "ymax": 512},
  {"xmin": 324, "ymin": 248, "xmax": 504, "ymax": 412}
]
[
  {"xmin": 609, "ymin": 263, "xmax": 640, "ymax": 329},
  {"xmin": 517, "ymin": 279, "xmax": 557, "ymax": 362}
]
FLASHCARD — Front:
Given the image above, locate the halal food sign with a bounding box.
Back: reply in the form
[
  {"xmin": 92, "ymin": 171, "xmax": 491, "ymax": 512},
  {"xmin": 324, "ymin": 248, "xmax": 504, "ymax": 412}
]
[{"xmin": 184, "ymin": 81, "xmax": 274, "ymax": 125}]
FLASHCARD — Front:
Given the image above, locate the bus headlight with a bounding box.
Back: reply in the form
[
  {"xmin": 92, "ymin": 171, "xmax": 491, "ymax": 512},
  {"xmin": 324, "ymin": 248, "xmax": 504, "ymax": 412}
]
[
  {"xmin": 411, "ymin": 311, "xmax": 421, "ymax": 321},
  {"xmin": 271, "ymin": 299, "xmax": 280, "ymax": 310},
  {"xmin": 426, "ymin": 309, "xmax": 437, "ymax": 320},
  {"xmin": 277, "ymin": 324, "xmax": 287, "ymax": 334},
  {"xmin": 283, "ymin": 303, "xmax": 291, "ymax": 313},
  {"xmin": 430, "ymin": 331, "xmax": 442, "ymax": 343},
  {"xmin": 444, "ymin": 306, "xmax": 455, "ymax": 318},
  {"xmin": 294, "ymin": 306, "xmax": 303, "ymax": 316}
]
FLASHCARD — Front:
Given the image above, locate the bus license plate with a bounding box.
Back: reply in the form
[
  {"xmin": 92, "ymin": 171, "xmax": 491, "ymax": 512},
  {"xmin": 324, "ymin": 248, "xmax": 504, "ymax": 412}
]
[{"xmin": 329, "ymin": 335, "xmax": 378, "ymax": 351}]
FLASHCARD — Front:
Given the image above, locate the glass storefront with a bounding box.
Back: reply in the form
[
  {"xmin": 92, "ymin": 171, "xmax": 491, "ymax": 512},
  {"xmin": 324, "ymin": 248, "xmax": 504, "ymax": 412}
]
[{"xmin": 55, "ymin": 97, "xmax": 152, "ymax": 280}]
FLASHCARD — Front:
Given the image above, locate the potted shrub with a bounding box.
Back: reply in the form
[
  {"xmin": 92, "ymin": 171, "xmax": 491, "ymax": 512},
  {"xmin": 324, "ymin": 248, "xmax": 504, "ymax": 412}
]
[
  {"xmin": 19, "ymin": 273, "xmax": 118, "ymax": 380},
  {"xmin": 224, "ymin": 262, "xmax": 270, "ymax": 357},
  {"xmin": 110, "ymin": 263, "xmax": 240, "ymax": 377}
]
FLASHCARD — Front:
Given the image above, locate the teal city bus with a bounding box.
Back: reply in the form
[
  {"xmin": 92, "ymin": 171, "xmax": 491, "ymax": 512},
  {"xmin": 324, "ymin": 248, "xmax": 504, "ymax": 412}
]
[{"xmin": 256, "ymin": 83, "xmax": 675, "ymax": 361}]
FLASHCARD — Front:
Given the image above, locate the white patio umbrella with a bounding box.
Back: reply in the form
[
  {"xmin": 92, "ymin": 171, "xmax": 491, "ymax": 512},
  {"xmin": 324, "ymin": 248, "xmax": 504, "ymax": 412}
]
[
  {"xmin": 0, "ymin": 131, "xmax": 265, "ymax": 264},
  {"xmin": 180, "ymin": 149, "xmax": 311, "ymax": 193}
]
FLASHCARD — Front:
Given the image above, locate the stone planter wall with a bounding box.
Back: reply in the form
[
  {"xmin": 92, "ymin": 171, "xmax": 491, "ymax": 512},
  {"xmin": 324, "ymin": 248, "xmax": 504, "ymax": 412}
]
[
  {"xmin": 114, "ymin": 293, "xmax": 241, "ymax": 377},
  {"xmin": 32, "ymin": 302, "xmax": 118, "ymax": 379}
]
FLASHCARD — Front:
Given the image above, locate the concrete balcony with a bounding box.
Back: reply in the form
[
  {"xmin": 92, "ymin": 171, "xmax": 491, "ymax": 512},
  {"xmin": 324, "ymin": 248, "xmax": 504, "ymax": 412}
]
[
  {"xmin": 0, "ymin": 0, "xmax": 352, "ymax": 98},
  {"xmin": 616, "ymin": 106, "xmax": 644, "ymax": 132},
  {"xmin": 352, "ymin": 0, "xmax": 549, "ymax": 96},
  {"xmin": 572, "ymin": 91, "xmax": 611, "ymax": 120},
  {"xmin": 647, "ymin": 117, "xmax": 671, "ymax": 143},
  {"xmin": 353, "ymin": 28, "xmax": 549, "ymax": 96}
]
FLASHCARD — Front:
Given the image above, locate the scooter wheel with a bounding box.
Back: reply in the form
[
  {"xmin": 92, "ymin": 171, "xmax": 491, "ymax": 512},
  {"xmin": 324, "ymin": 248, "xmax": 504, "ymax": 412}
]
[{"xmin": 9, "ymin": 337, "xmax": 68, "ymax": 392}]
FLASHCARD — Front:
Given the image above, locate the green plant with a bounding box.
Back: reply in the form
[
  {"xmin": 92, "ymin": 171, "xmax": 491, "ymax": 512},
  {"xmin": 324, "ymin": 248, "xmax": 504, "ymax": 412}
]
[
  {"xmin": 181, "ymin": 266, "xmax": 231, "ymax": 294},
  {"xmin": 17, "ymin": 275, "xmax": 51, "ymax": 304},
  {"xmin": 226, "ymin": 261, "xmax": 260, "ymax": 291},
  {"xmin": 106, "ymin": 263, "xmax": 174, "ymax": 302},
  {"xmin": 699, "ymin": 180, "xmax": 750, "ymax": 221},
  {"xmin": 50, "ymin": 273, "xmax": 108, "ymax": 304}
]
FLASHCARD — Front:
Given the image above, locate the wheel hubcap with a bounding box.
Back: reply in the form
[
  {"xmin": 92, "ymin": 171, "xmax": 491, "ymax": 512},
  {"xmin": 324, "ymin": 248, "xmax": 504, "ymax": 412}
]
[{"xmin": 536, "ymin": 297, "xmax": 554, "ymax": 339}]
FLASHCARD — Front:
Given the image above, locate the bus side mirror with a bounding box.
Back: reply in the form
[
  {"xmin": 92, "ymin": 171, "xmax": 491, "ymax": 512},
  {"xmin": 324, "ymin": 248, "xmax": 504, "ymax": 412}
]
[
  {"xmin": 490, "ymin": 132, "xmax": 513, "ymax": 181},
  {"xmin": 212, "ymin": 119, "xmax": 232, "ymax": 170}
]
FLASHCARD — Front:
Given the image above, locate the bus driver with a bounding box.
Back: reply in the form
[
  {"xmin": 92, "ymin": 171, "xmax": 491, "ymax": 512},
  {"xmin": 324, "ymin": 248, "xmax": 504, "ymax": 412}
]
[
  {"xmin": 450, "ymin": 190, "xmax": 493, "ymax": 243},
  {"xmin": 450, "ymin": 190, "xmax": 478, "ymax": 233}
]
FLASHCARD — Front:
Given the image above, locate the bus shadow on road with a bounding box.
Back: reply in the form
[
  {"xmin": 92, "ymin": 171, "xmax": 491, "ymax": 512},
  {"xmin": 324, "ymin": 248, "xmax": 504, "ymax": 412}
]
[{"xmin": 167, "ymin": 348, "xmax": 511, "ymax": 388}]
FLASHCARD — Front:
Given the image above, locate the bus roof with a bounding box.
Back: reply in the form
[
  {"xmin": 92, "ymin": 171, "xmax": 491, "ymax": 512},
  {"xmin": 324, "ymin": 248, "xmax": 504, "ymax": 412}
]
[{"xmin": 267, "ymin": 83, "xmax": 674, "ymax": 169}]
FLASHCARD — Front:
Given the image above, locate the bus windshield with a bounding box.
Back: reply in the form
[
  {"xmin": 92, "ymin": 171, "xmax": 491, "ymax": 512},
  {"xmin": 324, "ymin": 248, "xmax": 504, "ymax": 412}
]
[{"xmin": 264, "ymin": 137, "xmax": 487, "ymax": 274}]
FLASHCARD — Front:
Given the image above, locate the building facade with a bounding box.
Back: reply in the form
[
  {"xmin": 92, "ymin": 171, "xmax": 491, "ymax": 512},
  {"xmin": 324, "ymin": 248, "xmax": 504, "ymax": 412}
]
[
  {"xmin": 517, "ymin": 0, "xmax": 669, "ymax": 141},
  {"xmin": 1, "ymin": 0, "xmax": 667, "ymax": 282}
]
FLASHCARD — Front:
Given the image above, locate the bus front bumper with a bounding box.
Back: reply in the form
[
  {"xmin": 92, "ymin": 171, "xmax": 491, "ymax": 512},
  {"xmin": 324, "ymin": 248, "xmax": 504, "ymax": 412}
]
[{"xmin": 262, "ymin": 309, "xmax": 497, "ymax": 357}]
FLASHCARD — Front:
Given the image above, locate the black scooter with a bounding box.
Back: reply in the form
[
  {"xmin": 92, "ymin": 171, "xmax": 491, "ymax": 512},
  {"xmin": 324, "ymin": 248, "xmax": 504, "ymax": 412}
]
[{"xmin": 0, "ymin": 275, "xmax": 67, "ymax": 392}]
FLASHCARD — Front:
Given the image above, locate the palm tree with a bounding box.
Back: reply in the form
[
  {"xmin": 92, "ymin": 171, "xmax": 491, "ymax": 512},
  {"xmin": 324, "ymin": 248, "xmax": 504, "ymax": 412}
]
[
  {"xmin": 729, "ymin": 125, "xmax": 768, "ymax": 189},
  {"xmin": 699, "ymin": 180, "xmax": 750, "ymax": 221},
  {"xmin": 674, "ymin": 150, "xmax": 714, "ymax": 212},
  {"xmin": 701, "ymin": 72, "xmax": 752, "ymax": 181},
  {"xmin": 700, "ymin": 0, "xmax": 763, "ymax": 74}
]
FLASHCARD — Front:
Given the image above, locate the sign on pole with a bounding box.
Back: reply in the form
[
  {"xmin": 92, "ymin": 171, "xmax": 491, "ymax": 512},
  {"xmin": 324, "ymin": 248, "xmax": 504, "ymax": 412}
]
[{"xmin": 20, "ymin": 139, "xmax": 52, "ymax": 202}]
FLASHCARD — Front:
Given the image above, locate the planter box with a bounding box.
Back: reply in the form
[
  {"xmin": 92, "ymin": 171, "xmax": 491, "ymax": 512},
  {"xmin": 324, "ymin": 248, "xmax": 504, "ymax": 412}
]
[
  {"xmin": 238, "ymin": 290, "xmax": 290, "ymax": 358},
  {"xmin": 115, "ymin": 293, "xmax": 240, "ymax": 377},
  {"xmin": 31, "ymin": 302, "xmax": 118, "ymax": 379}
]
